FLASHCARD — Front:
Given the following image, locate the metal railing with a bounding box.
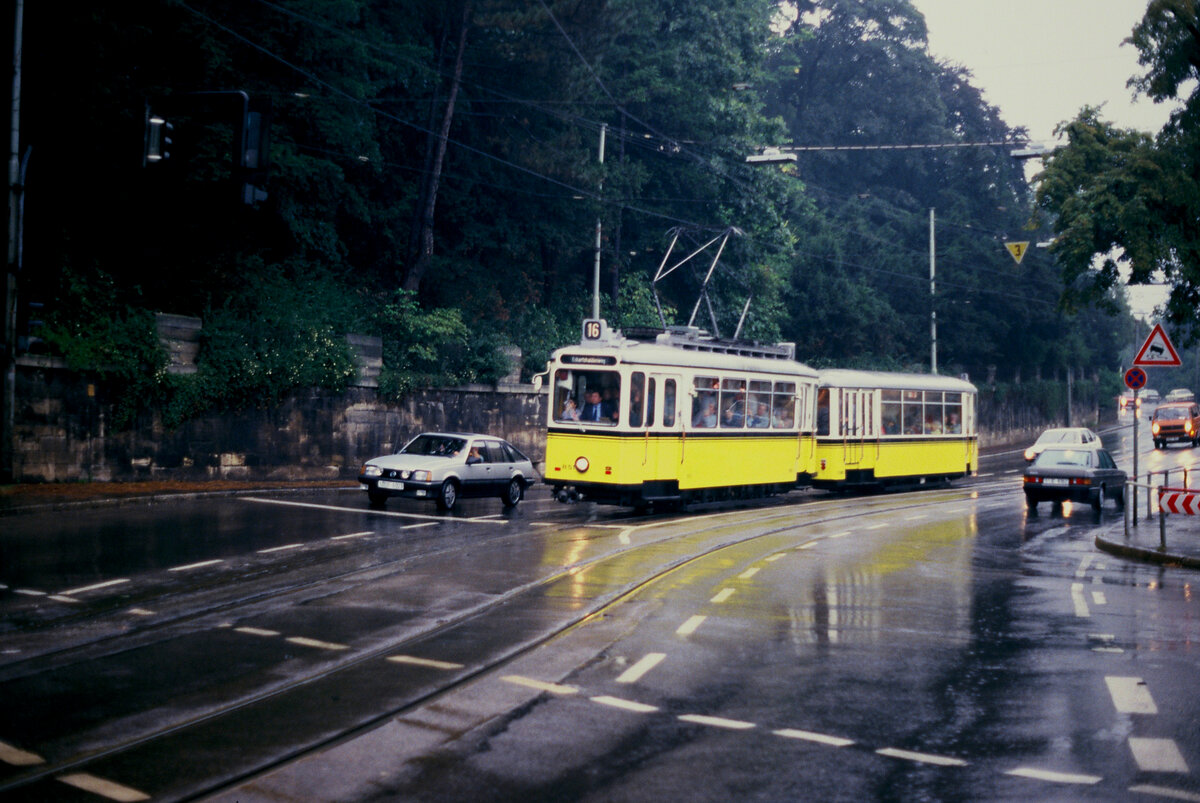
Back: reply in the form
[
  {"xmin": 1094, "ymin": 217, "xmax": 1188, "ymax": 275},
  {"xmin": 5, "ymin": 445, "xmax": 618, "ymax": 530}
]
[{"xmin": 1124, "ymin": 467, "xmax": 1195, "ymax": 548}]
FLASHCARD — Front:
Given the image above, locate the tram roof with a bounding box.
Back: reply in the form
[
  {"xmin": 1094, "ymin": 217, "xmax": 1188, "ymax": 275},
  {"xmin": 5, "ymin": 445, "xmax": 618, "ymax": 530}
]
[
  {"xmin": 552, "ymin": 336, "xmax": 817, "ymax": 377},
  {"xmin": 818, "ymin": 368, "xmax": 976, "ymax": 393}
]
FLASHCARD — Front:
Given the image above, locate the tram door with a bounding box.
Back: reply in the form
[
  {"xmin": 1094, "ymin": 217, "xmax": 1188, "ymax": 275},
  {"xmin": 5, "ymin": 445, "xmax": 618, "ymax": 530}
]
[
  {"xmin": 840, "ymin": 389, "xmax": 869, "ymax": 466},
  {"xmin": 649, "ymin": 374, "xmax": 681, "ymax": 482}
]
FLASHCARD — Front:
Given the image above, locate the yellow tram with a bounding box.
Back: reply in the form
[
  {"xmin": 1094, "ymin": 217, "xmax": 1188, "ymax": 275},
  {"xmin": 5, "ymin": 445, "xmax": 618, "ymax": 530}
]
[
  {"xmin": 541, "ymin": 320, "xmax": 978, "ymax": 507},
  {"xmin": 813, "ymin": 369, "xmax": 978, "ymax": 488},
  {"xmin": 542, "ymin": 319, "xmax": 818, "ymax": 507}
]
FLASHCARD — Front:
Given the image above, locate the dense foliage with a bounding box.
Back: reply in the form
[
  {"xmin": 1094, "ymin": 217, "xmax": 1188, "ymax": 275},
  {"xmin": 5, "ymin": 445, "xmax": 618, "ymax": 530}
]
[{"xmin": 13, "ymin": 0, "xmax": 1146, "ymax": 425}]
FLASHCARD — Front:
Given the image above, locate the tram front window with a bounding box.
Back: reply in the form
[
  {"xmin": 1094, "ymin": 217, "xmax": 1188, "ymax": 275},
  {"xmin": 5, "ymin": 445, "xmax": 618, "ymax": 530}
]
[{"xmin": 553, "ymin": 369, "xmax": 620, "ymax": 424}]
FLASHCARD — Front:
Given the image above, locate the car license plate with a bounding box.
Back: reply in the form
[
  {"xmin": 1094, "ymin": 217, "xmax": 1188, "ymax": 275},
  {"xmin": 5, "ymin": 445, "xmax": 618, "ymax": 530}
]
[
  {"xmin": 379, "ymin": 479, "xmax": 405, "ymax": 490},
  {"xmin": 1044, "ymin": 478, "xmax": 1069, "ymax": 486}
]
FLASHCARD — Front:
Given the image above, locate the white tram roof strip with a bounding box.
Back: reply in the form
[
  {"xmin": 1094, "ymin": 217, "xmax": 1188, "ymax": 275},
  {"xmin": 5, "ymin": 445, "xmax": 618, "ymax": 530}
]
[
  {"xmin": 58, "ymin": 772, "xmax": 150, "ymax": 802},
  {"xmin": 678, "ymin": 714, "xmax": 756, "ymax": 730},
  {"xmin": 1004, "ymin": 767, "xmax": 1102, "ymax": 785},
  {"xmin": 615, "ymin": 652, "xmax": 666, "ymax": 684},
  {"xmin": 0, "ymin": 740, "xmax": 44, "ymax": 766},
  {"xmin": 876, "ymin": 747, "xmax": 967, "ymax": 767},
  {"xmin": 1105, "ymin": 676, "xmax": 1158, "ymax": 715},
  {"xmin": 501, "ymin": 675, "xmax": 578, "ymax": 695},
  {"xmin": 243, "ymin": 496, "xmax": 504, "ymax": 524},
  {"xmin": 592, "ymin": 695, "xmax": 660, "ymax": 713},
  {"xmin": 168, "ymin": 558, "xmax": 225, "ymax": 572},
  {"xmin": 1129, "ymin": 783, "xmax": 1200, "ymax": 802},
  {"xmin": 387, "ymin": 655, "xmax": 465, "ymax": 670},
  {"xmin": 773, "ymin": 728, "xmax": 854, "ymax": 747},
  {"xmin": 1128, "ymin": 738, "xmax": 1190, "ymax": 774},
  {"xmin": 60, "ymin": 578, "xmax": 129, "ymax": 596}
]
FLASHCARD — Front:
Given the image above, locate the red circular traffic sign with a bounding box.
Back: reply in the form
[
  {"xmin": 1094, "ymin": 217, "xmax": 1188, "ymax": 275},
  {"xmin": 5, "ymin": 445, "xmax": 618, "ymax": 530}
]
[{"xmin": 1124, "ymin": 367, "xmax": 1147, "ymax": 390}]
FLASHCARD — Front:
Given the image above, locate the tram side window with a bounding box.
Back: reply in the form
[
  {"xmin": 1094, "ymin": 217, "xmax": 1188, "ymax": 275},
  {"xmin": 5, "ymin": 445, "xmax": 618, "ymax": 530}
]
[
  {"xmin": 747, "ymin": 381, "xmax": 772, "ymax": 428},
  {"xmin": 902, "ymin": 389, "xmax": 923, "ymax": 434},
  {"xmin": 881, "ymin": 390, "xmax": 901, "ymax": 435},
  {"xmin": 692, "ymin": 377, "xmax": 719, "ymax": 427},
  {"xmin": 945, "ymin": 393, "xmax": 962, "ymax": 433},
  {"xmin": 925, "ymin": 392, "xmax": 945, "ymax": 434},
  {"xmin": 720, "ymin": 378, "xmax": 746, "ymax": 428},
  {"xmin": 645, "ymin": 378, "xmax": 657, "ymax": 427},
  {"xmin": 663, "ymin": 379, "xmax": 676, "ymax": 426},
  {"xmin": 817, "ymin": 388, "xmax": 831, "ymax": 435},
  {"xmin": 629, "ymin": 372, "xmax": 646, "ymax": 427},
  {"xmin": 553, "ymin": 369, "xmax": 620, "ymax": 424},
  {"xmin": 774, "ymin": 383, "xmax": 798, "ymax": 429}
]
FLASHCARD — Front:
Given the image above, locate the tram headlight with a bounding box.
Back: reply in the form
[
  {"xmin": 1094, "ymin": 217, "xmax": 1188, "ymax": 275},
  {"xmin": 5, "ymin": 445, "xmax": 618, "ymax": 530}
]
[{"xmin": 574, "ymin": 456, "xmax": 590, "ymax": 473}]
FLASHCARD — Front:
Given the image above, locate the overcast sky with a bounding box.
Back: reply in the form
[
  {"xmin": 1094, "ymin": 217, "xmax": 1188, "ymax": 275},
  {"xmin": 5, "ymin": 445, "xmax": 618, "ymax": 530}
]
[{"xmin": 910, "ymin": 0, "xmax": 1174, "ymax": 319}]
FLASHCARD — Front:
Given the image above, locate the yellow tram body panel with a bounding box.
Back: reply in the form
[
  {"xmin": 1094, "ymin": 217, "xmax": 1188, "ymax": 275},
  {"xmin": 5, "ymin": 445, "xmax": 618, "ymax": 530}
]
[{"xmin": 814, "ymin": 437, "xmax": 978, "ymax": 484}]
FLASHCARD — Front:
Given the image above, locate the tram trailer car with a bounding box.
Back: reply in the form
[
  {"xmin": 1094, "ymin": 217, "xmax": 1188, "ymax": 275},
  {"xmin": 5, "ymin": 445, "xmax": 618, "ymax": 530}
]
[
  {"xmin": 542, "ymin": 320, "xmax": 819, "ymax": 508},
  {"xmin": 813, "ymin": 369, "xmax": 978, "ymax": 489}
]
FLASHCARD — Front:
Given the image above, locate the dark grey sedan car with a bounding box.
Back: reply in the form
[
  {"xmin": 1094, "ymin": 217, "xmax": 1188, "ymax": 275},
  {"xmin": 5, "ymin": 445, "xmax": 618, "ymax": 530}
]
[
  {"xmin": 358, "ymin": 432, "xmax": 535, "ymax": 511},
  {"xmin": 1022, "ymin": 447, "xmax": 1126, "ymax": 512}
]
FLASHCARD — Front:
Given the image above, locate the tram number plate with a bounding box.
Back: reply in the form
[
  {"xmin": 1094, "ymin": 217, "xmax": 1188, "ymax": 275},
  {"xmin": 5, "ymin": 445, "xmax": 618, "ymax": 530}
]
[
  {"xmin": 1043, "ymin": 478, "xmax": 1068, "ymax": 486},
  {"xmin": 379, "ymin": 480, "xmax": 405, "ymax": 490}
]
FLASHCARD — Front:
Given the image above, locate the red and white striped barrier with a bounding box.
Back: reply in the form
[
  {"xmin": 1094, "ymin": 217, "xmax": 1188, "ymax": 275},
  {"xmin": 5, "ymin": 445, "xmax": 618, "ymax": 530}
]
[{"xmin": 1158, "ymin": 487, "xmax": 1200, "ymax": 515}]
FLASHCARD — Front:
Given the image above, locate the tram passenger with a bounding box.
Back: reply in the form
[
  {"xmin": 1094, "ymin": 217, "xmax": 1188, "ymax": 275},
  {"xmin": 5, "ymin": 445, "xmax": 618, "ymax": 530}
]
[
  {"xmin": 628, "ymin": 385, "xmax": 644, "ymax": 426},
  {"xmin": 693, "ymin": 399, "xmax": 717, "ymax": 428},
  {"xmin": 559, "ymin": 397, "xmax": 581, "ymax": 421},
  {"xmin": 601, "ymin": 387, "xmax": 619, "ymax": 421},
  {"xmin": 580, "ymin": 390, "xmax": 607, "ymax": 422},
  {"xmin": 882, "ymin": 416, "xmax": 899, "ymax": 434},
  {"xmin": 947, "ymin": 411, "xmax": 962, "ymax": 433},
  {"xmin": 749, "ymin": 401, "xmax": 771, "ymax": 428},
  {"xmin": 721, "ymin": 404, "xmax": 743, "ymax": 428}
]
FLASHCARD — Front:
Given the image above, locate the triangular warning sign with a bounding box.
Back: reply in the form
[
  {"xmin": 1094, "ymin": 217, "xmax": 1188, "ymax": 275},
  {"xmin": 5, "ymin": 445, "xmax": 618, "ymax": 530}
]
[
  {"xmin": 1133, "ymin": 323, "xmax": 1182, "ymax": 367},
  {"xmin": 1005, "ymin": 242, "xmax": 1029, "ymax": 263}
]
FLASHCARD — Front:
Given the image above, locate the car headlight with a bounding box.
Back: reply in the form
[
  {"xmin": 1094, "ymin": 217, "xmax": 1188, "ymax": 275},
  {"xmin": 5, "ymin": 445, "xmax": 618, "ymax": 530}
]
[
  {"xmin": 1023, "ymin": 448, "xmax": 1035, "ymax": 461},
  {"xmin": 362, "ymin": 464, "xmax": 382, "ymax": 477},
  {"xmin": 410, "ymin": 470, "xmax": 432, "ymax": 482},
  {"xmin": 1152, "ymin": 423, "xmax": 1161, "ymax": 434}
]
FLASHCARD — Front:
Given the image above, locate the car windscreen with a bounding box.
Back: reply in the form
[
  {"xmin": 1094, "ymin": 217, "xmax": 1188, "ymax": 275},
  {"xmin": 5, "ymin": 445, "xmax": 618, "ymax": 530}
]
[
  {"xmin": 1034, "ymin": 430, "xmax": 1074, "ymax": 445},
  {"xmin": 401, "ymin": 435, "xmax": 467, "ymax": 457},
  {"xmin": 1033, "ymin": 449, "xmax": 1092, "ymax": 467},
  {"xmin": 1154, "ymin": 405, "xmax": 1190, "ymax": 420}
]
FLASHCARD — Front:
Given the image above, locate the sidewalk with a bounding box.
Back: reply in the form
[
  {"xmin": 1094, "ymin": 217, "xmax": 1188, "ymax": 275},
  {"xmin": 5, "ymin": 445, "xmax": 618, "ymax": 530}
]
[{"xmin": 1094, "ymin": 508, "xmax": 1200, "ymax": 570}]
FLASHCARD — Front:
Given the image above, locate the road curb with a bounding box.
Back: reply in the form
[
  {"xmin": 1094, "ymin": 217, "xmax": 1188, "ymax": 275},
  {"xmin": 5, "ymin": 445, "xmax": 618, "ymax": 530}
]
[{"xmin": 1094, "ymin": 533, "xmax": 1200, "ymax": 570}]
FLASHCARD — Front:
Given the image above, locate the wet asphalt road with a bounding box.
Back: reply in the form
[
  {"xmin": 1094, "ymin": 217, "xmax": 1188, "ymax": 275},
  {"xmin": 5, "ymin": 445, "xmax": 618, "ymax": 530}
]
[{"xmin": 1, "ymin": 419, "xmax": 1198, "ymax": 802}]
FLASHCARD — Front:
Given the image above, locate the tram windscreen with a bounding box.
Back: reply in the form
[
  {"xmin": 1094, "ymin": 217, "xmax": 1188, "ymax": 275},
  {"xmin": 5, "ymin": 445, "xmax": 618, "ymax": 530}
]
[{"xmin": 552, "ymin": 369, "xmax": 620, "ymax": 424}]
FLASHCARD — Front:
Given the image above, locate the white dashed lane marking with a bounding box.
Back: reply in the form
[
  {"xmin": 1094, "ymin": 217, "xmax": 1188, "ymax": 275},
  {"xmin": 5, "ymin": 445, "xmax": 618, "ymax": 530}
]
[
  {"xmin": 678, "ymin": 714, "xmax": 755, "ymax": 730},
  {"xmin": 1071, "ymin": 583, "xmax": 1090, "ymax": 618},
  {"xmin": 502, "ymin": 675, "xmax": 577, "ymax": 695},
  {"xmin": 257, "ymin": 543, "xmax": 303, "ymax": 554},
  {"xmin": 1005, "ymin": 767, "xmax": 1101, "ymax": 785},
  {"xmin": 738, "ymin": 567, "xmax": 760, "ymax": 580},
  {"xmin": 1106, "ymin": 676, "xmax": 1158, "ymax": 715},
  {"xmin": 592, "ymin": 695, "xmax": 659, "ymax": 713},
  {"xmin": 387, "ymin": 655, "xmax": 464, "ymax": 670},
  {"xmin": 616, "ymin": 653, "xmax": 665, "ymax": 684},
  {"xmin": 0, "ymin": 740, "xmax": 44, "ymax": 766},
  {"xmin": 235, "ymin": 627, "xmax": 281, "ymax": 638},
  {"xmin": 169, "ymin": 559, "xmax": 224, "ymax": 572},
  {"xmin": 675, "ymin": 615, "xmax": 706, "ymax": 637},
  {"xmin": 60, "ymin": 578, "xmax": 129, "ymax": 596},
  {"xmin": 876, "ymin": 747, "xmax": 967, "ymax": 767},
  {"xmin": 773, "ymin": 728, "xmax": 854, "ymax": 748},
  {"xmin": 710, "ymin": 588, "xmax": 736, "ymax": 603},
  {"xmin": 58, "ymin": 772, "xmax": 150, "ymax": 802},
  {"xmin": 1129, "ymin": 738, "xmax": 1190, "ymax": 773}
]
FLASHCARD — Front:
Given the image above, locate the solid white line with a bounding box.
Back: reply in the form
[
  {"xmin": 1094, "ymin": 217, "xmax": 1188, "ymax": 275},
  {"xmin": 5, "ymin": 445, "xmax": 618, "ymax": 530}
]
[
  {"xmin": 331, "ymin": 531, "xmax": 373, "ymax": 541},
  {"xmin": 1071, "ymin": 583, "xmax": 1090, "ymax": 618},
  {"xmin": 169, "ymin": 559, "xmax": 224, "ymax": 572},
  {"xmin": 1005, "ymin": 767, "xmax": 1101, "ymax": 784},
  {"xmin": 773, "ymin": 728, "xmax": 854, "ymax": 747},
  {"xmin": 678, "ymin": 714, "xmax": 755, "ymax": 730},
  {"xmin": 235, "ymin": 626, "xmax": 281, "ymax": 637},
  {"xmin": 676, "ymin": 615, "xmax": 707, "ymax": 636},
  {"xmin": 61, "ymin": 578, "xmax": 129, "ymax": 596},
  {"xmin": 592, "ymin": 695, "xmax": 659, "ymax": 713},
  {"xmin": 286, "ymin": 636, "xmax": 349, "ymax": 651},
  {"xmin": 710, "ymin": 588, "xmax": 736, "ymax": 603},
  {"xmin": 501, "ymin": 675, "xmax": 577, "ymax": 695},
  {"xmin": 1105, "ymin": 676, "xmax": 1158, "ymax": 715},
  {"xmin": 387, "ymin": 655, "xmax": 464, "ymax": 670},
  {"xmin": 739, "ymin": 567, "xmax": 760, "ymax": 580},
  {"xmin": 58, "ymin": 772, "xmax": 150, "ymax": 802},
  {"xmin": 616, "ymin": 653, "xmax": 666, "ymax": 684},
  {"xmin": 1129, "ymin": 738, "xmax": 1189, "ymax": 773},
  {"xmin": 1093, "ymin": 647, "xmax": 1125, "ymax": 654},
  {"xmin": 258, "ymin": 543, "xmax": 303, "ymax": 554},
  {"xmin": 876, "ymin": 747, "xmax": 967, "ymax": 767},
  {"xmin": 1129, "ymin": 784, "xmax": 1200, "ymax": 801},
  {"xmin": 0, "ymin": 740, "xmax": 44, "ymax": 766},
  {"xmin": 245, "ymin": 496, "xmax": 499, "ymax": 524}
]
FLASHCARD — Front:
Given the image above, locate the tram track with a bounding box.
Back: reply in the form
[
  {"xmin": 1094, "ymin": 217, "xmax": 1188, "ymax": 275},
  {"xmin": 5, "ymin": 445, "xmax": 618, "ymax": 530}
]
[{"xmin": 0, "ymin": 479, "xmax": 1020, "ymax": 801}]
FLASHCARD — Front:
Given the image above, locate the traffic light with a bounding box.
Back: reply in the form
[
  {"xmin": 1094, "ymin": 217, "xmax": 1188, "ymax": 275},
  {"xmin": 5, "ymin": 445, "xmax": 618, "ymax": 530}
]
[{"xmin": 143, "ymin": 105, "xmax": 174, "ymax": 166}]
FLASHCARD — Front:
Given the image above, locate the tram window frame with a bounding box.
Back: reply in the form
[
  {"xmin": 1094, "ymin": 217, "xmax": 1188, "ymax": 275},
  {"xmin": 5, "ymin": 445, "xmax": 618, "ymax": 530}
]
[
  {"xmin": 773, "ymin": 383, "xmax": 797, "ymax": 429},
  {"xmin": 746, "ymin": 380, "xmax": 772, "ymax": 428},
  {"xmin": 924, "ymin": 391, "xmax": 945, "ymax": 434},
  {"xmin": 630, "ymin": 372, "xmax": 646, "ymax": 427},
  {"xmin": 816, "ymin": 388, "xmax": 831, "ymax": 436},
  {"xmin": 552, "ymin": 368, "xmax": 621, "ymax": 425},
  {"xmin": 692, "ymin": 376, "xmax": 719, "ymax": 428},
  {"xmin": 881, "ymin": 389, "xmax": 901, "ymax": 435},
  {"xmin": 944, "ymin": 392, "xmax": 963, "ymax": 433},
  {"xmin": 720, "ymin": 378, "xmax": 747, "ymax": 428},
  {"xmin": 902, "ymin": 389, "xmax": 923, "ymax": 435},
  {"xmin": 663, "ymin": 379, "xmax": 677, "ymax": 427}
]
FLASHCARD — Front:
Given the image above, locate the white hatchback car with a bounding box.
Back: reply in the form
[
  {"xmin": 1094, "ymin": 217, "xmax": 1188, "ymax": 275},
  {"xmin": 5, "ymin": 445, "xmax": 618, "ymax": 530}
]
[
  {"xmin": 359, "ymin": 432, "xmax": 535, "ymax": 511},
  {"xmin": 1023, "ymin": 427, "xmax": 1102, "ymax": 463}
]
